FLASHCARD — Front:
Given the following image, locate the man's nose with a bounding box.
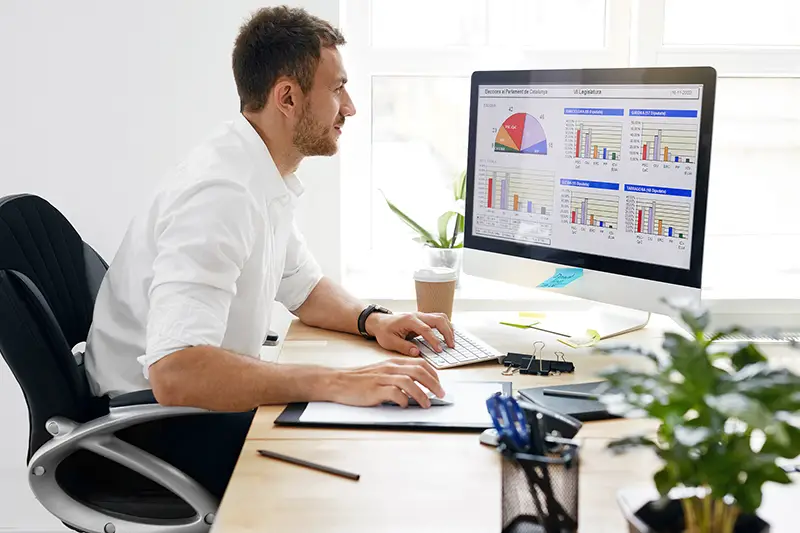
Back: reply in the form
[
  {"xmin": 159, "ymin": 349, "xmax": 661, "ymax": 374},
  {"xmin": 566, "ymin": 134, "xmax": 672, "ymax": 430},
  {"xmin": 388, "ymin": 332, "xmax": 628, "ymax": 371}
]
[{"xmin": 341, "ymin": 88, "xmax": 356, "ymax": 117}]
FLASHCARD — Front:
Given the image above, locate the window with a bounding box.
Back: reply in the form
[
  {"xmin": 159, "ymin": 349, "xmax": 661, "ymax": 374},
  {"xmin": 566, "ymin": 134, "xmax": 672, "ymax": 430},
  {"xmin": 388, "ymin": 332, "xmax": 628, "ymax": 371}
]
[
  {"xmin": 663, "ymin": 0, "xmax": 800, "ymax": 47},
  {"xmin": 630, "ymin": 0, "xmax": 800, "ymax": 291},
  {"xmin": 370, "ymin": 76, "xmax": 471, "ymax": 262},
  {"xmin": 340, "ymin": 0, "xmax": 800, "ymax": 294}
]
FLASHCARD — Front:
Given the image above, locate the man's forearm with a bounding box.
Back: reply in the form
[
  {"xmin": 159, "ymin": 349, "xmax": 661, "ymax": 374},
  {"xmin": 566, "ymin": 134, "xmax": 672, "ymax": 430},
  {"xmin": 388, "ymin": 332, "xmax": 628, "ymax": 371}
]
[
  {"xmin": 149, "ymin": 346, "xmax": 342, "ymax": 411},
  {"xmin": 293, "ymin": 276, "xmax": 369, "ymax": 335}
]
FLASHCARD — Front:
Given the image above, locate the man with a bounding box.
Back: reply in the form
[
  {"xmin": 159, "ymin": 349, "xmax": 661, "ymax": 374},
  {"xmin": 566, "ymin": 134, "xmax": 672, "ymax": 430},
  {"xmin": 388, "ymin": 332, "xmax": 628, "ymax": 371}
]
[{"xmin": 82, "ymin": 6, "xmax": 454, "ymax": 499}]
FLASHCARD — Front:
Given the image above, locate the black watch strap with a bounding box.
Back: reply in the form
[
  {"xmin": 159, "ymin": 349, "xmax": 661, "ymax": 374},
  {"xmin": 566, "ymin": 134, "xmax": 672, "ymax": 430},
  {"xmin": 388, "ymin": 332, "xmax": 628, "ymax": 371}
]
[{"xmin": 357, "ymin": 304, "xmax": 392, "ymax": 340}]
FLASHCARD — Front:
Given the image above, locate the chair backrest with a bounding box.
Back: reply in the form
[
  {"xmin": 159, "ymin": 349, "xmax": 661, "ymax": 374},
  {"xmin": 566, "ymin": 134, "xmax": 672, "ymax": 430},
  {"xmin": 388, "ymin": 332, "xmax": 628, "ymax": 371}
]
[{"xmin": 0, "ymin": 194, "xmax": 109, "ymax": 461}]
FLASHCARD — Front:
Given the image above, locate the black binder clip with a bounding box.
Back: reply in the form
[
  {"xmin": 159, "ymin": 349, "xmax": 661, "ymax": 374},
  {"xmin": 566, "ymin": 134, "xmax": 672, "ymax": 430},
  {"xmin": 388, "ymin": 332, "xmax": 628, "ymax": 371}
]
[
  {"xmin": 534, "ymin": 351, "xmax": 576, "ymax": 376},
  {"xmin": 502, "ymin": 352, "xmax": 533, "ymax": 369},
  {"xmin": 501, "ymin": 341, "xmax": 575, "ymax": 376},
  {"xmin": 520, "ymin": 341, "xmax": 548, "ymax": 375},
  {"xmin": 502, "ymin": 340, "xmax": 576, "ymax": 376}
]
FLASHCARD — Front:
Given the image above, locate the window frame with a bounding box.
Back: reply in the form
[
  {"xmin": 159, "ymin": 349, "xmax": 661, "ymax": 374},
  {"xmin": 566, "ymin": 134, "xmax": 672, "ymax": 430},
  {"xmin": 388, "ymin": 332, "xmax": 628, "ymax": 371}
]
[
  {"xmin": 340, "ymin": 0, "xmax": 634, "ymax": 267},
  {"xmin": 339, "ymin": 0, "xmax": 800, "ymax": 278},
  {"xmin": 631, "ymin": 0, "xmax": 800, "ymax": 75}
]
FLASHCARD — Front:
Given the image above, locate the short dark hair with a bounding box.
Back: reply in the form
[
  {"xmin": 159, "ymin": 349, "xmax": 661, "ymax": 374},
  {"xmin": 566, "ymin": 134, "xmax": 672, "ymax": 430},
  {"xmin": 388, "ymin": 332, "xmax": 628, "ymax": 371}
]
[{"xmin": 232, "ymin": 6, "xmax": 346, "ymax": 112}]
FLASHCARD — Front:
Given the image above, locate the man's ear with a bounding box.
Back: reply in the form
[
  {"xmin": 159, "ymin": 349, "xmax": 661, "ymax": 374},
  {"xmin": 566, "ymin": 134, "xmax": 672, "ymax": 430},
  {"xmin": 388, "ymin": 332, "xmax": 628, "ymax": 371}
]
[{"xmin": 273, "ymin": 78, "xmax": 302, "ymax": 118}]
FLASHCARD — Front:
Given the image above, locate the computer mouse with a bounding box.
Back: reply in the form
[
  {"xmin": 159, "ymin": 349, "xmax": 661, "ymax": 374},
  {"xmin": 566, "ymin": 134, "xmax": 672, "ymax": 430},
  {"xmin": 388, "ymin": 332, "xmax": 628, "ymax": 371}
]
[
  {"xmin": 408, "ymin": 393, "xmax": 454, "ymax": 407},
  {"xmin": 384, "ymin": 387, "xmax": 454, "ymax": 407}
]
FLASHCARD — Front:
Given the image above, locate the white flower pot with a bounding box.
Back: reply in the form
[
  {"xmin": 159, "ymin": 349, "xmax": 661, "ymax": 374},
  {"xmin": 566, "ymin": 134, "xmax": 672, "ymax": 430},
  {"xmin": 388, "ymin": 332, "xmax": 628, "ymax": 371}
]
[{"xmin": 424, "ymin": 247, "xmax": 463, "ymax": 286}]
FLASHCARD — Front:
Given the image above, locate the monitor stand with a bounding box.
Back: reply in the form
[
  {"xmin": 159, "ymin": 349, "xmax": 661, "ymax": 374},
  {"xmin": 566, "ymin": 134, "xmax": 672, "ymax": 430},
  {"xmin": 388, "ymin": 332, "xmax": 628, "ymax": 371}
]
[{"xmin": 528, "ymin": 303, "xmax": 651, "ymax": 341}]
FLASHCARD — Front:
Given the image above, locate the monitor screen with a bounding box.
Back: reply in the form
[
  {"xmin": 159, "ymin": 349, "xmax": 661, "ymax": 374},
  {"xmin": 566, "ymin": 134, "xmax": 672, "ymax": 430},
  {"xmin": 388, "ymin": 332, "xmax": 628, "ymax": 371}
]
[{"xmin": 465, "ymin": 68, "xmax": 715, "ymax": 288}]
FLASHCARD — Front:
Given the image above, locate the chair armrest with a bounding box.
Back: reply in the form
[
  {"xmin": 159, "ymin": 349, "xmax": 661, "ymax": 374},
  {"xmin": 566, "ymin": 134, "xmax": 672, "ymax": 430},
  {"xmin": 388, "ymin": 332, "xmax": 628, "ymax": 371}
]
[
  {"xmin": 29, "ymin": 404, "xmax": 217, "ymax": 533},
  {"xmin": 108, "ymin": 388, "xmax": 158, "ymax": 407}
]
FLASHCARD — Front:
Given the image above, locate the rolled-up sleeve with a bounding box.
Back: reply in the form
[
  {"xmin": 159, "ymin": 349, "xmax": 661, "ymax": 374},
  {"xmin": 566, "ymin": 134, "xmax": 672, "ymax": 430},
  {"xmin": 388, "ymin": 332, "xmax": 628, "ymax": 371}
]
[
  {"xmin": 275, "ymin": 221, "xmax": 323, "ymax": 311},
  {"xmin": 138, "ymin": 180, "xmax": 261, "ymax": 377}
]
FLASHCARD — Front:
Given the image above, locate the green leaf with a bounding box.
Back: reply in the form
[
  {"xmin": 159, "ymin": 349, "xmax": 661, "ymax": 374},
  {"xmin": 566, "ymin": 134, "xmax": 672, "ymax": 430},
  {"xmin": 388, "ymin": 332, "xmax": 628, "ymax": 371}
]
[
  {"xmin": 730, "ymin": 343, "xmax": 768, "ymax": 371},
  {"xmin": 705, "ymin": 393, "xmax": 772, "ymax": 429},
  {"xmin": 653, "ymin": 466, "xmax": 676, "ymax": 497},
  {"xmin": 680, "ymin": 308, "xmax": 711, "ymax": 335},
  {"xmin": 380, "ymin": 190, "xmax": 438, "ymax": 246},
  {"xmin": 454, "ymin": 169, "xmax": 467, "ymax": 201},
  {"xmin": 762, "ymin": 422, "xmax": 800, "ymax": 457},
  {"xmin": 706, "ymin": 326, "xmax": 750, "ymax": 345},
  {"xmin": 730, "ymin": 461, "xmax": 789, "ymax": 514},
  {"xmin": 674, "ymin": 425, "xmax": 712, "ymax": 447},
  {"xmin": 731, "ymin": 483, "xmax": 763, "ymax": 515},
  {"xmin": 659, "ymin": 298, "xmax": 709, "ymax": 336},
  {"xmin": 767, "ymin": 423, "xmax": 790, "ymax": 449},
  {"xmin": 782, "ymin": 421, "xmax": 800, "ymax": 448},
  {"xmin": 661, "ymin": 332, "xmax": 693, "ymax": 355},
  {"xmin": 729, "ymin": 361, "xmax": 771, "ymax": 382},
  {"xmin": 607, "ymin": 435, "xmax": 657, "ymax": 453},
  {"xmin": 731, "ymin": 366, "xmax": 800, "ymax": 412},
  {"xmin": 760, "ymin": 462, "xmax": 792, "ymax": 485},
  {"xmin": 437, "ymin": 211, "xmax": 457, "ymax": 247},
  {"xmin": 662, "ymin": 332, "xmax": 714, "ymax": 389},
  {"xmin": 597, "ymin": 298, "xmax": 800, "ymax": 510}
]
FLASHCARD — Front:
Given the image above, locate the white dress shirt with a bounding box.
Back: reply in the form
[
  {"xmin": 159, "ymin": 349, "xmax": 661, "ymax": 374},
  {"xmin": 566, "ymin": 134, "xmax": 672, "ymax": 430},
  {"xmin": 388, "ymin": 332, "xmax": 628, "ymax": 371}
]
[{"xmin": 85, "ymin": 114, "xmax": 323, "ymax": 398}]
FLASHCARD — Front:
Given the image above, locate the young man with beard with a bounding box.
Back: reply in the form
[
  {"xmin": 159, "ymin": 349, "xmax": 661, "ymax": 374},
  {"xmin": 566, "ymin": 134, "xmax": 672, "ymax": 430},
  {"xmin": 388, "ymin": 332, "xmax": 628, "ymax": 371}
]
[{"xmin": 82, "ymin": 6, "xmax": 454, "ymax": 499}]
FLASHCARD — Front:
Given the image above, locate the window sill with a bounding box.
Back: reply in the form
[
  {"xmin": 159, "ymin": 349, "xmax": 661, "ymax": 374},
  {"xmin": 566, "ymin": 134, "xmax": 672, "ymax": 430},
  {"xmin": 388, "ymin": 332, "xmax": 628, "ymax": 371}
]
[
  {"xmin": 343, "ymin": 233, "xmax": 800, "ymax": 315},
  {"xmin": 342, "ymin": 270, "xmax": 583, "ymax": 312}
]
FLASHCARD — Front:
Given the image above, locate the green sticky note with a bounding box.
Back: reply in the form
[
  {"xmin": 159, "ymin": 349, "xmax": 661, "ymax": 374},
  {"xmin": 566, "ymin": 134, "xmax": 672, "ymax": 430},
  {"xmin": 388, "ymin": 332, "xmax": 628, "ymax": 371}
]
[
  {"xmin": 558, "ymin": 329, "xmax": 601, "ymax": 349},
  {"xmin": 537, "ymin": 268, "xmax": 583, "ymax": 288}
]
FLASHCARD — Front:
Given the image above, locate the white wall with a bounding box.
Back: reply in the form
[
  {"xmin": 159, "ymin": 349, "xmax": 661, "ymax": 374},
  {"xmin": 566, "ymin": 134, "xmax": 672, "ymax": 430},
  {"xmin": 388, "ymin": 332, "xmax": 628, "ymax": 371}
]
[{"xmin": 0, "ymin": 1, "xmax": 340, "ymax": 530}]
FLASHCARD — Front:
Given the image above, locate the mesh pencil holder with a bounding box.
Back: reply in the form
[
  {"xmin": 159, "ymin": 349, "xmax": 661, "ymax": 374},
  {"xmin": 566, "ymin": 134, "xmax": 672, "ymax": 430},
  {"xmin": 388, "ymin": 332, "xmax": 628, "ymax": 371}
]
[{"xmin": 500, "ymin": 439, "xmax": 581, "ymax": 533}]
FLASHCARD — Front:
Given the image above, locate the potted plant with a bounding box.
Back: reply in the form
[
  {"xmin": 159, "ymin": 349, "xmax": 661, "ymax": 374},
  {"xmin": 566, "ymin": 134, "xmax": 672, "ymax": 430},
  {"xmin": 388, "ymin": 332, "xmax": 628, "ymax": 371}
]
[
  {"xmin": 595, "ymin": 302, "xmax": 800, "ymax": 533},
  {"xmin": 381, "ymin": 169, "xmax": 466, "ymax": 281}
]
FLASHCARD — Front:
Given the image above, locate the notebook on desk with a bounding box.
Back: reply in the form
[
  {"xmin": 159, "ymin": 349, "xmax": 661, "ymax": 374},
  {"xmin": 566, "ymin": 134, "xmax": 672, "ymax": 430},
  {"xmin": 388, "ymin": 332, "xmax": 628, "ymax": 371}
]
[
  {"xmin": 275, "ymin": 381, "xmax": 512, "ymax": 431},
  {"xmin": 517, "ymin": 381, "xmax": 618, "ymax": 422}
]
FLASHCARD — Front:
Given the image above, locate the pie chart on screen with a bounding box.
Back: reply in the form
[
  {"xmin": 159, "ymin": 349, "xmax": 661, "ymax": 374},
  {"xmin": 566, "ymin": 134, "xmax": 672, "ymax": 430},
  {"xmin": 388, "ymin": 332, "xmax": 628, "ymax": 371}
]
[{"xmin": 494, "ymin": 113, "xmax": 548, "ymax": 155}]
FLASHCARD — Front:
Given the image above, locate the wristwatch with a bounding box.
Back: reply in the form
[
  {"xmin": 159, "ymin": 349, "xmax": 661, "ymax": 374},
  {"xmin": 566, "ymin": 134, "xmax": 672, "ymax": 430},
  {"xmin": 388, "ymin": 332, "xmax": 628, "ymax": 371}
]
[{"xmin": 357, "ymin": 304, "xmax": 392, "ymax": 340}]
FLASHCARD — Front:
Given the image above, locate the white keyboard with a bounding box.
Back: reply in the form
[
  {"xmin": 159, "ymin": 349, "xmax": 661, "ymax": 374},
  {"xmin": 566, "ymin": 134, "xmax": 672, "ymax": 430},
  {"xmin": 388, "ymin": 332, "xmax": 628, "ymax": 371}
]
[{"xmin": 413, "ymin": 327, "xmax": 503, "ymax": 369}]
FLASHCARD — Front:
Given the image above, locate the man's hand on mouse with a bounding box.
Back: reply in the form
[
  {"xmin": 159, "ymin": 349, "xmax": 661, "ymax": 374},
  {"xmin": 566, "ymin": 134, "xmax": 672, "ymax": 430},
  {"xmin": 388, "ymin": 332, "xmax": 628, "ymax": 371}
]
[
  {"xmin": 364, "ymin": 311, "xmax": 455, "ymax": 356},
  {"xmin": 329, "ymin": 358, "xmax": 445, "ymax": 409}
]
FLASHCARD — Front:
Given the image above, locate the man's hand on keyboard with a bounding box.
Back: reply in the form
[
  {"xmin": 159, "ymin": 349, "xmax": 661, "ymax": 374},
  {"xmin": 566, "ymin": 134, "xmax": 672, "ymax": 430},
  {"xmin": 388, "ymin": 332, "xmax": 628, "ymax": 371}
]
[{"xmin": 364, "ymin": 311, "xmax": 455, "ymax": 357}]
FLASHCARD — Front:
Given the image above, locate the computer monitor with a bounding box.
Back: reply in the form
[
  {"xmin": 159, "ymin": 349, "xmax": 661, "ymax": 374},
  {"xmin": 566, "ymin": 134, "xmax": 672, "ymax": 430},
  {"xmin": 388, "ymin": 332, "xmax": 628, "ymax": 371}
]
[{"xmin": 463, "ymin": 67, "xmax": 716, "ymax": 339}]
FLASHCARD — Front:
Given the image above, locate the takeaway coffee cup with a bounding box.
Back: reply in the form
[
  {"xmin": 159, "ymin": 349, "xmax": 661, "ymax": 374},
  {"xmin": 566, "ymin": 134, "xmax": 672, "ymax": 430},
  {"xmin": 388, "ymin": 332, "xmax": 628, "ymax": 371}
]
[{"xmin": 413, "ymin": 267, "xmax": 458, "ymax": 319}]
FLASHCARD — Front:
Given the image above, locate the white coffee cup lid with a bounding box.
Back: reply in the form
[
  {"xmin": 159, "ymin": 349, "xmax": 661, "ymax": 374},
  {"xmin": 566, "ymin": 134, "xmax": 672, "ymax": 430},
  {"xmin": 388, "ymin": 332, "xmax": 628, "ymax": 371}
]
[{"xmin": 413, "ymin": 266, "xmax": 458, "ymax": 282}]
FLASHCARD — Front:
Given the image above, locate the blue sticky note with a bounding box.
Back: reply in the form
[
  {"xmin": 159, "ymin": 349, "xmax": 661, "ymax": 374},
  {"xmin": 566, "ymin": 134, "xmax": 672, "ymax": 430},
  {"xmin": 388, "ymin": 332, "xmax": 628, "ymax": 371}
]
[{"xmin": 537, "ymin": 268, "xmax": 583, "ymax": 288}]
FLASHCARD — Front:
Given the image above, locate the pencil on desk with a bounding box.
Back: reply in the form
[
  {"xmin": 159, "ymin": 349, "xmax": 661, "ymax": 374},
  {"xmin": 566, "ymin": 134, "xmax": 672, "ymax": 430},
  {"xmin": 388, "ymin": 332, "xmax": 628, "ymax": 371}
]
[{"xmin": 257, "ymin": 449, "xmax": 360, "ymax": 481}]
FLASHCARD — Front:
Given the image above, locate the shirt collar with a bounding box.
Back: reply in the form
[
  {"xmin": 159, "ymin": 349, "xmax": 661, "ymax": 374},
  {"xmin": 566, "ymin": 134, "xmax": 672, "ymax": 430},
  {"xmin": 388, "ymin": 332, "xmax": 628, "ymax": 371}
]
[{"xmin": 232, "ymin": 113, "xmax": 305, "ymax": 207}]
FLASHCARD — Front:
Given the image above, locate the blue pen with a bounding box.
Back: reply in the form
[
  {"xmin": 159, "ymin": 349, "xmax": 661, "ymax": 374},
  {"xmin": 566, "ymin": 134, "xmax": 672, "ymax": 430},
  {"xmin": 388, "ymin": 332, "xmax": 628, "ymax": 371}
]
[{"xmin": 486, "ymin": 393, "xmax": 530, "ymax": 452}]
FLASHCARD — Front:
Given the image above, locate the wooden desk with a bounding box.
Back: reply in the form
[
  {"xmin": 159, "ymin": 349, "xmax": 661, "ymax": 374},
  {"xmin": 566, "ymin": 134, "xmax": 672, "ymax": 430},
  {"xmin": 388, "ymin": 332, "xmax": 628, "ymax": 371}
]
[
  {"xmin": 213, "ymin": 311, "xmax": 798, "ymax": 533},
  {"xmin": 247, "ymin": 311, "xmax": 667, "ymax": 441}
]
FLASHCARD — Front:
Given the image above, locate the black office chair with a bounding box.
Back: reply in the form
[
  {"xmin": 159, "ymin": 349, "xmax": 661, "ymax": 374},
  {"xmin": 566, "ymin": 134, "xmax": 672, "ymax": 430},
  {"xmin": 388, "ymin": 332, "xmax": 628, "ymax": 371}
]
[{"xmin": 0, "ymin": 194, "xmax": 216, "ymax": 533}]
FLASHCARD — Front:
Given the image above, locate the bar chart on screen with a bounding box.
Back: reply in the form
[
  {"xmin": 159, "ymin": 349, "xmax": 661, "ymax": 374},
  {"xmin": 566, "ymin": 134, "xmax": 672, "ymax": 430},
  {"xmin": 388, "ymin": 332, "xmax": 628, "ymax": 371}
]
[
  {"xmin": 628, "ymin": 112, "xmax": 699, "ymax": 175},
  {"xmin": 567, "ymin": 190, "xmax": 619, "ymax": 228},
  {"xmin": 641, "ymin": 122, "xmax": 697, "ymax": 162},
  {"xmin": 479, "ymin": 165, "xmax": 555, "ymax": 216},
  {"xmin": 558, "ymin": 179, "xmax": 620, "ymax": 241},
  {"xmin": 624, "ymin": 193, "xmax": 691, "ymax": 250},
  {"xmin": 564, "ymin": 118, "xmax": 623, "ymax": 172}
]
